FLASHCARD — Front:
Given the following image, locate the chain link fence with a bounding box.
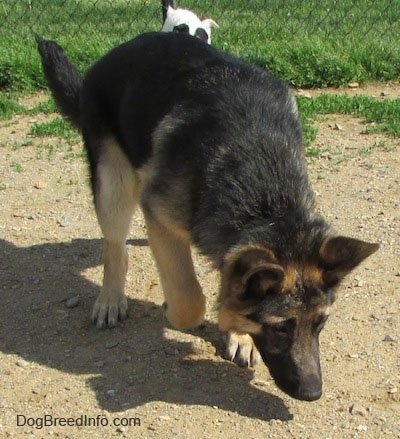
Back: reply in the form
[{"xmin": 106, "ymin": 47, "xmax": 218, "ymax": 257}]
[
  {"xmin": 0, "ymin": 1, "xmax": 399, "ymax": 89},
  {"xmin": 2, "ymin": 0, "xmax": 398, "ymax": 43}
]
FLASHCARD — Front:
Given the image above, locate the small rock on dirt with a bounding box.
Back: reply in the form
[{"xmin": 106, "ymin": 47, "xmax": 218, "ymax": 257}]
[
  {"xmin": 164, "ymin": 346, "xmax": 178, "ymax": 356},
  {"xmin": 350, "ymin": 403, "xmax": 368, "ymax": 416},
  {"xmin": 57, "ymin": 216, "xmax": 70, "ymax": 227},
  {"xmin": 383, "ymin": 335, "xmax": 396, "ymax": 342},
  {"xmin": 297, "ymin": 89, "xmax": 312, "ymax": 98},
  {"xmin": 34, "ymin": 181, "xmax": 47, "ymax": 189},
  {"xmin": 65, "ymin": 296, "xmax": 79, "ymax": 308},
  {"xmin": 16, "ymin": 359, "xmax": 30, "ymax": 368},
  {"xmin": 105, "ymin": 341, "xmax": 119, "ymax": 349}
]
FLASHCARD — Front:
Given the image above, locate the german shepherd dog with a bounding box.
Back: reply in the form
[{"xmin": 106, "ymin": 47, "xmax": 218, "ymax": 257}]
[{"xmin": 36, "ymin": 32, "xmax": 378, "ymax": 401}]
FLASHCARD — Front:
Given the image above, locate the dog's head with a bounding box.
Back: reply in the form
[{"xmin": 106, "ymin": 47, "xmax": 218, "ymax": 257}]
[
  {"xmin": 219, "ymin": 236, "xmax": 379, "ymax": 401},
  {"xmin": 161, "ymin": 5, "xmax": 219, "ymax": 44}
]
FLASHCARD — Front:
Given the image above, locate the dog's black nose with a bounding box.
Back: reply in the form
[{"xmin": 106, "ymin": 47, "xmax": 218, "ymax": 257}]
[
  {"xmin": 274, "ymin": 376, "xmax": 323, "ymax": 401},
  {"xmin": 296, "ymin": 376, "xmax": 322, "ymax": 401},
  {"xmin": 297, "ymin": 387, "xmax": 322, "ymax": 401}
]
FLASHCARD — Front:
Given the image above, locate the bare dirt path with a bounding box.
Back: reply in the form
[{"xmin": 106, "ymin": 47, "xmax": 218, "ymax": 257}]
[{"xmin": 0, "ymin": 87, "xmax": 399, "ymax": 438}]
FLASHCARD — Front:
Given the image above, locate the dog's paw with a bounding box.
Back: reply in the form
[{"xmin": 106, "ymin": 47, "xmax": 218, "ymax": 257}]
[
  {"xmin": 163, "ymin": 292, "xmax": 206, "ymax": 329},
  {"xmin": 91, "ymin": 293, "xmax": 128, "ymax": 329},
  {"xmin": 223, "ymin": 332, "xmax": 262, "ymax": 367}
]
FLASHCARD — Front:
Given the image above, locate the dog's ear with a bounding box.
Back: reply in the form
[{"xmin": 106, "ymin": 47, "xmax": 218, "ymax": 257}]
[
  {"xmin": 319, "ymin": 236, "xmax": 379, "ymax": 287},
  {"xmin": 202, "ymin": 18, "xmax": 219, "ymax": 29},
  {"xmin": 241, "ymin": 262, "xmax": 284, "ymax": 301},
  {"xmin": 201, "ymin": 18, "xmax": 219, "ymax": 43},
  {"xmin": 223, "ymin": 246, "xmax": 284, "ymax": 304},
  {"xmin": 194, "ymin": 28, "xmax": 209, "ymax": 42}
]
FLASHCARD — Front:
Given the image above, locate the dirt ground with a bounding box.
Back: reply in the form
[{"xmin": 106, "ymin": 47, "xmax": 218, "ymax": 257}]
[{"xmin": 0, "ymin": 85, "xmax": 399, "ymax": 438}]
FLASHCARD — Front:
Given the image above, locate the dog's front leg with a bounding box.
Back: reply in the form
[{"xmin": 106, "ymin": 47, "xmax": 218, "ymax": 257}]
[{"xmin": 143, "ymin": 213, "xmax": 206, "ymax": 329}]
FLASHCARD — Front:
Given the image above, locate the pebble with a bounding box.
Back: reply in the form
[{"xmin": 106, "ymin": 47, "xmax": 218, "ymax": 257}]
[
  {"xmin": 320, "ymin": 151, "xmax": 332, "ymax": 159},
  {"xmin": 16, "ymin": 359, "xmax": 30, "ymax": 368},
  {"xmin": 164, "ymin": 346, "xmax": 178, "ymax": 356},
  {"xmin": 297, "ymin": 89, "xmax": 312, "ymax": 99},
  {"xmin": 348, "ymin": 82, "xmax": 360, "ymax": 88},
  {"xmin": 383, "ymin": 335, "xmax": 396, "ymax": 342},
  {"xmin": 34, "ymin": 181, "xmax": 47, "ymax": 189},
  {"xmin": 105, "ymin": 341, "xmax": 119, "ymax": 349},
  {"xmin": 354, "ymin": 277, "xmax": 363, "ymax": 287},
  {"xmin": 356, "ymin": 424, "xmax": 368, "ymax": 432},
  {"xmin": 195, "ymin": 266, "xmax": 210, "ymax": 276},
  {"xmin": 65, "ymin": 296, "xmax": 79, "ymax": 308},
  {"xmin": 57, "ymin": 217, "xmax": 70, "ymax": 227},
  {"xmin": 371, "ymin": 314, "xmax": 381, "ymax": 321},
  {"xmin": 334, "ymin": 123, "xmax": 343, "ymax": 131},
  {"xmin": 252, "ymin": 380, "xmax": 268, "ymax": 387},
  {"xmin": 350, "ymin": 403, "xmax": 368, "ymax": 416}
]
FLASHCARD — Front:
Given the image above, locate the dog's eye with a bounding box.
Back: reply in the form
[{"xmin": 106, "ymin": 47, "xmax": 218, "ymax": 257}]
[
  {"xmin": 274, "ymin": 323, "xmax": 289, "ymax": 335},
  {"xmin": 272, "ymin": 319, "xmax": 295, "ymax": 337},
  {"xmin": 313, "ymin": 315, "xmax": 329, "ymax": 333}
]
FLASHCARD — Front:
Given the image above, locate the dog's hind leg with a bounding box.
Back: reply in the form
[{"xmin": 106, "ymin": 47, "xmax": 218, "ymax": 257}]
[
  {"xmin": 90, "ymin": 138, "xmax": 139, "ymax": 328},
  {"xmin": 143, "ymin": 212, "xmax": 206, "ymax": 329}
]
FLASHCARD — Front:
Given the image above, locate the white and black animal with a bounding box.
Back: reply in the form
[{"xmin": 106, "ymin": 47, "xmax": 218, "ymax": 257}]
[{"xmin": 161, "ymin": 0, "xmax": 218, "ymax": 44}]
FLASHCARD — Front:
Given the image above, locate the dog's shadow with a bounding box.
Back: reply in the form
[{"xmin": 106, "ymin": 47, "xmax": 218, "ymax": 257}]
[{"xmin": 0, "ymin": 238, "xmax": 292, "ymax": 421}]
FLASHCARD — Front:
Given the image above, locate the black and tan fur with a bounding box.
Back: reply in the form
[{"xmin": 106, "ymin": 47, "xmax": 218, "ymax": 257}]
[{"xmin": 36, "ymin": 32, "xmax": 378, "ymax": 401}]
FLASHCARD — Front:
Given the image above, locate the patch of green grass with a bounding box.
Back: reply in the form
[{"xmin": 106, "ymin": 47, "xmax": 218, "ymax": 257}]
[
  {"xmin": 374, "ymin": 139, "xmax": 396, "ymax": 152},
  {"xmin": 359, "ymin": 145, "xmax": 373, "ymax": 156},
  {"xmin": 31, "ymin": 98, "xmax": 57, "ymax": 115},
  {"xmin": 0, "ymin": 93, "xmax": 56, "ymax": 120},
  {"xmin": 305, "ymin": 146, "xmax": 322, "ymax": 158},
  {"xmin": 35, "ymin": 141, "xmax": 63, "ymax": 161},
  {"xmin": 0, "ymin": 94, "xmax": 26, "ymax": 120},
  {"xmin": 11, "ymin": 139, "xmax": 34, "ymax": 150},
  {"xmin": 11, "ymin": 161, "xmax": 23, "ymax": 173},
  {"xmin": 302, "ymin": 124, "xmax": 318, "ymax": 147},
  {"xmin": 63, "ymin": 145, "xmax": 87, "ymax": 161},
  {"xmin": 2, "ymin": 89, "xmax": 399, "ymax": 163},
  {"xmin": 297, "ymin": 94, "xmax": 400, "ymax": 151},
  {"xmin": 34, "ymin": 140, "xmax": 86, "ymax": 162},
  {"xmin": 29, "ymin": 118, "xmax": 80, "ymax": 145},
  {"xmin": 0, "ymin": 0, "xmax": 399, "ymax": 91}
]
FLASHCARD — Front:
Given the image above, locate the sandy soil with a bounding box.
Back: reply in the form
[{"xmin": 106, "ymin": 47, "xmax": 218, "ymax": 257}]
[{"xmin": 0, "ymin": 86, "xmax": 399, "ymax": 438}]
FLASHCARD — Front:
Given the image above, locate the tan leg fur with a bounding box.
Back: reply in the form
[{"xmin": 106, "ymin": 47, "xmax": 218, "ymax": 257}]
[
  {"xmin": 91, "ymin": 139, "xmax": 138, "ymax": 328},
  {"xmin": 144, "ymin": 214, "xmax": 206, "ymax": 329}
]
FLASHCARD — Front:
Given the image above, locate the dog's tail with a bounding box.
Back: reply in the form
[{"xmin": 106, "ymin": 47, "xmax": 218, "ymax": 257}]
[{"xmin": 35, "ymin": 34, "xmax": 82, "ymax": 131}]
